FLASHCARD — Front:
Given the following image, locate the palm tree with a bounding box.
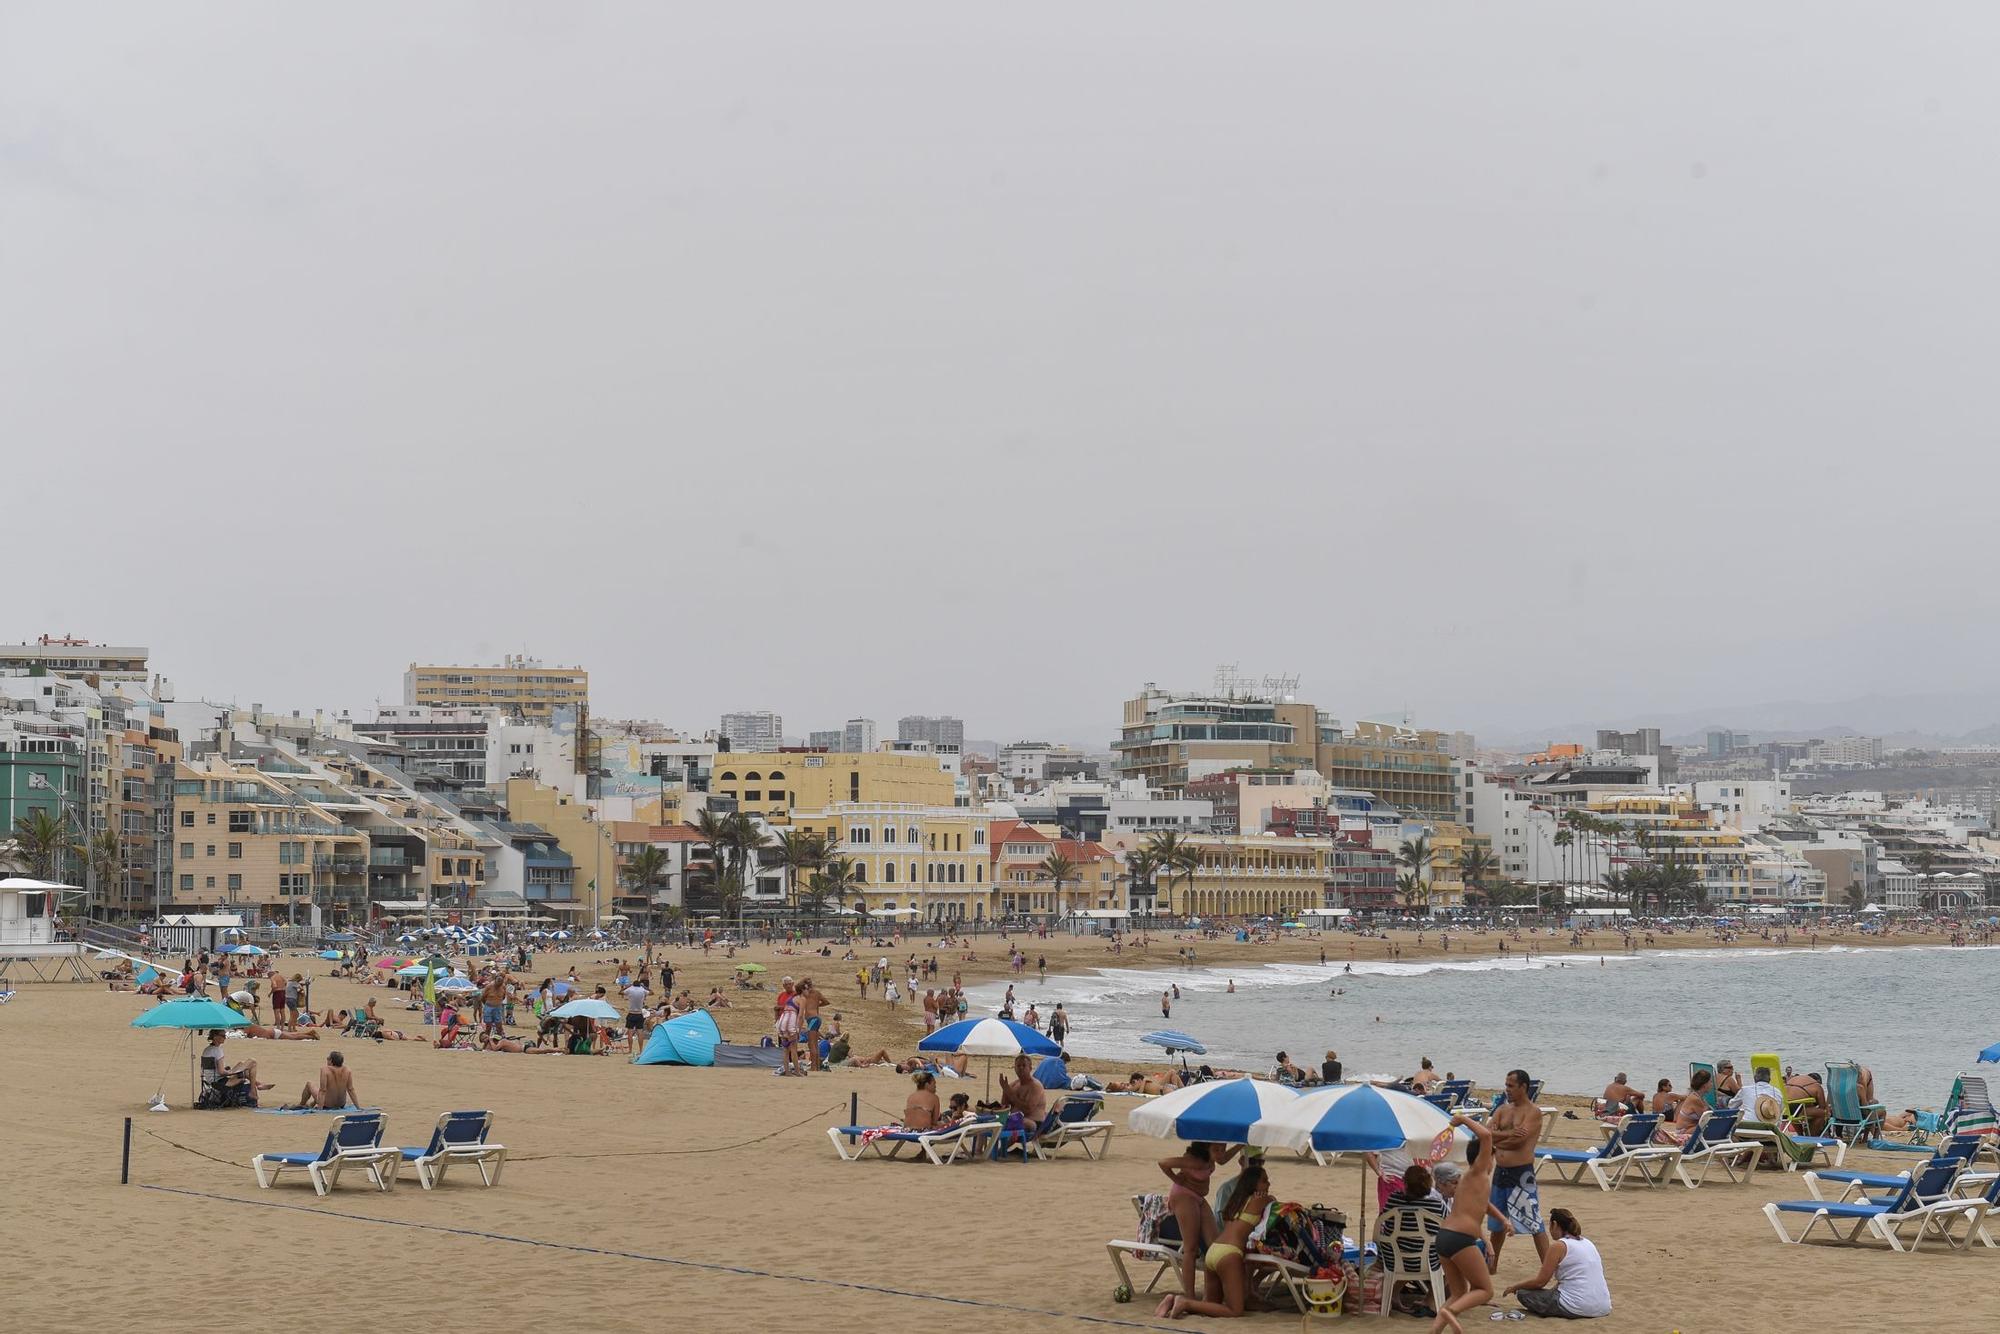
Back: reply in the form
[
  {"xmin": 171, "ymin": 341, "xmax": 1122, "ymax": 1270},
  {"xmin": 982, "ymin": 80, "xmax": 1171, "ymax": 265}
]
[
  {"xmin": 1038, "ymin": 852, "xmax": 1078, "ymax": 920},
  {"xmin": 1145, "ymin": 831, "xmax": 1201, "ymax": 917},
  {"xmin": 1656, "ymin": 859, "xmax": 1699, "ymax": 914},
  {"xmin": 89, "ymin": 830, "xmax": 123, "ymax": 905},
  {"xmin": 728, "ymin": 816, "xmax": 772, "ymax": 931},
  {"xmin": 1911, "ymin": 848, "xmax": 1941, "ymax": 912},
  {"xmin": 1396, "ymin": 872, "xmax": 1429, "ymax": 915},
  {"xmin": 774, "ymin": 829, "xmax": 827, "ymax": 913},
  {"xmin": 623, "ymin": 844, "xmax": 671, "ymax": 925},
  {"xmin": 1551, "ymin": 827, "xmax": 1575, "ymax": 909},
  {"xmin": 802, "ymin": 856, "xmax": 857, "ymax": 932},
  {"xmin": 1396, "ymin": 834, "xmax": 1434, "ymax": 885},
  {"xmin": 1845, "ymin": 881, "xmax": 1868, "ymax": 912},
  {"xmin": 690, "ymin": 808, "xmax": 733, "ymax": 913},
  {"xmin": 12, "ymin": 808, "xmax": 80, "ymax": 883},
  {"xmin": 1459, "ymin": 846, "xmax": 1498, "ymax": 907}
]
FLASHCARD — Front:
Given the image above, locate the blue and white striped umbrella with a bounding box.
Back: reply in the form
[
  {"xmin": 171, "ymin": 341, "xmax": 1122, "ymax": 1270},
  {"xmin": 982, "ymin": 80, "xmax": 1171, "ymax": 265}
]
[
  {"xmin": 1258, "ymin": 1083, "xmax": 1466, "ymax": 1158},
  {"xmin": 918, "ymin": 1017, "xmax": 1060, "ymax": 1058},
  {"xmin": 1128, "ymin": 1078, "xmax": 1301, "ymax": 1143},
  {"xmin": 1141, "ymin": 1030, "xmax": 1207, "ymax": 1055},
  {"xmin": 435, "ymin": 976, "xmax": 480, "ymax": 994}
]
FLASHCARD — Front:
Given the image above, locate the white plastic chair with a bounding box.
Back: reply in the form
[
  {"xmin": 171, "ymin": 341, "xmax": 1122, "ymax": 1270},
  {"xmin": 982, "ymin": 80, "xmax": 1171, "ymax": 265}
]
[{"xmin": 1369, "ymin": 1206, "xmax": 1447, "ymax": 1315}]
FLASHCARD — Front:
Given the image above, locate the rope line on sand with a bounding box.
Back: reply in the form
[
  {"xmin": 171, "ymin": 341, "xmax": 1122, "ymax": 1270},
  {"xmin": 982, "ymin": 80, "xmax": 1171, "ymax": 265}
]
[
  {"xmin": 140, "ymin": 1102, "xmax": 842, "ymax": 1171},
  {"xmin": 136, "ymin": 1185, "xmax": 1173, "ymax": 1330}
]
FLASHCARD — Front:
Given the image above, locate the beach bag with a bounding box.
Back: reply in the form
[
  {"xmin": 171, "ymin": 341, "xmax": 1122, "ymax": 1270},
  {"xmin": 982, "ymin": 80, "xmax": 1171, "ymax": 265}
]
[{"xmin": 1341, "ymin": 1260, "xmax": 1381, "ymax": 1315}]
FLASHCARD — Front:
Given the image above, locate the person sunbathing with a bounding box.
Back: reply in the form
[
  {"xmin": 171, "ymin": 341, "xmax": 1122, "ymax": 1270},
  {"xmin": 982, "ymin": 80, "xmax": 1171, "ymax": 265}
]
[
  {"xmin": 1109, "ymin": 1069, "xmax": 1185, "ymax": 1095},
  {"xmin": 242, "ymin": 1024, "xmax": 321, "ymax": 1040},
  {"xmin": 705, "ymin": 988, "xmax": 731, "ymax": 1008},
  {"xmin": 480, "ymin": 1033, "xmax": 560, "ymax": 1054}
]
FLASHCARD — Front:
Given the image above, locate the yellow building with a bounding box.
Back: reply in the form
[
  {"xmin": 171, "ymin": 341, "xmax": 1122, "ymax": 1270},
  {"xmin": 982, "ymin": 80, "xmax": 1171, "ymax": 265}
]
[
  {"xmin": 1424, "ymin": 822, "xmax": 1493, "ymax": 908},
  {"xmin": 1162, "ymin": 833, "xmax": 1328, "ymax": 918},
  {"xmin": 712, "ymin": 751, "xmax": 953, "ymax": 824},
  {"xmin": 168, "ymin": 759, "xmax": 367, "ymax": 925},
  {"xmin": 404, "ymin": 656, "xmax": 588, "ymax": 722},
  {"xmin": 1588, "ymin": 794, "xmax": 1752, "ymax": 901},
  {"xmin": 1315, "ymin": 722, "xmax": 1458, "ymax": 821},
  {"xmin": 792, "ymin": 803, "xmax": 992, "ymax": 922},
  {"xmin": 504, "ymin": 777, "xmax": 619, "ymax": 922}
]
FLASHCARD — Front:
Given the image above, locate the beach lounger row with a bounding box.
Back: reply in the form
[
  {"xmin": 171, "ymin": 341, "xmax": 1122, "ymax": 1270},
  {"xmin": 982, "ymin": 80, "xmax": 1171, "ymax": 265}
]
[
  {"xmin": 1765, "ymin": 1155, "xmax": 2000, "ymax": 1252},
  {"xmin": 1533, "ymin": 1110, "xmax": 1760, "ymax": 1192},
  {"xmin": 251, "ymin": 1110, "xmax": 505, "ymax": 1196},
  {"xmin": 827, "ymin": 1093, "xmax": 1114, "ymax": 1166}
]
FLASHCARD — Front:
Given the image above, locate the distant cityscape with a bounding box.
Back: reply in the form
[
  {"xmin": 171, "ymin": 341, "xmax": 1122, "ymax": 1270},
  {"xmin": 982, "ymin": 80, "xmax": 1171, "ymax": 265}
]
[{"xmin": 5, "ymin": 635, "xmax": 1998, "ymax": 931}]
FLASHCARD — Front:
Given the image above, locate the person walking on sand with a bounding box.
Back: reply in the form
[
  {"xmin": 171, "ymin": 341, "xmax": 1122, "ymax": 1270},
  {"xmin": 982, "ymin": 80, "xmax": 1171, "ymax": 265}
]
[{"xmin": 1430, "ymin": 1115, "xmax": 1498, "ymax": 1333}]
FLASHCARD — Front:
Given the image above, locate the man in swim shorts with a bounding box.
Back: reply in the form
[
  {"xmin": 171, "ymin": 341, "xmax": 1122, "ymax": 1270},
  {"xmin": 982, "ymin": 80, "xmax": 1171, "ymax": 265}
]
[{"xmin": 1487, "ymin": 1067, "xmax": 1548, "ymax": 1270}]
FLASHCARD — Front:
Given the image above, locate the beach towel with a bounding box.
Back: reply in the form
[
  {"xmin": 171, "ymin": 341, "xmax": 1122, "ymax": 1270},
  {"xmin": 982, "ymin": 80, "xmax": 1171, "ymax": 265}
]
[
  {"xmin": 255, "ymin": 1106, "xmax": 380, "ymax": 1115},
  {"xmin": 1134, "ymin": 1192, "xmax": 1171, "ymax": 1246}
]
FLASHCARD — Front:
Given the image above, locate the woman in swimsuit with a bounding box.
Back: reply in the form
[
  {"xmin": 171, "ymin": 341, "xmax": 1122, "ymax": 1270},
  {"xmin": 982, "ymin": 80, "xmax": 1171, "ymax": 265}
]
[
  {"xmin": 1156, "ymin": 1142, "xmax": 1240, "ymax": 1300},
  {"xmin": 1431, "ymin": 1114, "xmax": 1497, "ymax": 1334},
  {"xmin": 1660, "ymin": 1070, "xmax": 1710, "ymax": 1144},
  {"xmin": 1157, "ymin": 1160, "xmax": 1271, "ymax": 1320}
]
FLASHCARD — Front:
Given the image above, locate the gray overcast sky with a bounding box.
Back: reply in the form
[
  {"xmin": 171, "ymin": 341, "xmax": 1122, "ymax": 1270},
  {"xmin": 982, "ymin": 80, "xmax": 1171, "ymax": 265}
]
[{"xmin": 8, "ymin": 4, "xmax": 2000, "ymax": 744}]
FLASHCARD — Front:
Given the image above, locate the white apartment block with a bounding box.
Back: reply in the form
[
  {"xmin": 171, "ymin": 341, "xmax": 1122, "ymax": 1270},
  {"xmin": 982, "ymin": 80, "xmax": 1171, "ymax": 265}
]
[
  {"xmin": 1806, "ymin": 736, "xmax": 1884, "ymax": 766},
  {"xmin": 720, "ymin": 710, "xmax": 783, "ymax": 753}
]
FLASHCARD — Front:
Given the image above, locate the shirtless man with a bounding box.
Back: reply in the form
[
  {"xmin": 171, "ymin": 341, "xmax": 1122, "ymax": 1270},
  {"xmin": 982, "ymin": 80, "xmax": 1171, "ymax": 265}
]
[
  {"xmin": 480, "ymin": 1033, "xmax": 560, "ymax": 1054},
  {"xmin": 1600, "ymin": 1072, "xmax": 1643, "ymax": 1118},
  {"xmin": 478, "ymin": 969, "xmax": 511, "ymax": 1039},
  {"xmin": 998, "ymin": 1053, "xmax": 1049, "ymax": 1131},
  {"xmin": 1406, "ymin": 1057, "xmax": 1443, "ymax": 1093},
  {"xmin": 1486, "ymin": 1068, "xmax": 1548, "ymax": 1270},
  {"xmin": 795, "ymin": 977, "xmax": 829, "ymax": 1071},
  {"xmin": 1785, "ymin": 1069, "xmax": 1832, "ymax": 1135},
  {"xmin": 298, "ymin": 1050, "xmax": 358, "ymax": 1110}
]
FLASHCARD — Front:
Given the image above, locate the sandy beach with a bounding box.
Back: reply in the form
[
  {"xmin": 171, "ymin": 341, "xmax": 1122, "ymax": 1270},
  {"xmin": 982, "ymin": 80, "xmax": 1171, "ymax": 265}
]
[{"xmin": 3, "ymin": 925, "xmax": 1987, "ymax": 1333}]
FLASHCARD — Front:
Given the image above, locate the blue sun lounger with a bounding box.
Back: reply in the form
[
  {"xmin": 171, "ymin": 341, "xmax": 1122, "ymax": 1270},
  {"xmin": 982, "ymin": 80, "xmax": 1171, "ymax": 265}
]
[
  {"xmin": 251, "ymin": 1111, "xmax": 397, "ymax": 1195},
  {"xmin": 1535, "ymin": 1113, "xmax": 1661, "ymax": 1188},
  {"xmin": 1803, "ymin": 1135, "xmax": 1982, "ymax": 1202},
  {"xmin": 1673, "ymin": 1108, "xmax": 1760, "ymax": 1188},
  {"xmin": 1764, "ymin": 1156, "xmax": 1964, "ymax": 1251},
  {"xmin": 397, "ymin": 1110, "xmax": 506, "ymax": 1189}
]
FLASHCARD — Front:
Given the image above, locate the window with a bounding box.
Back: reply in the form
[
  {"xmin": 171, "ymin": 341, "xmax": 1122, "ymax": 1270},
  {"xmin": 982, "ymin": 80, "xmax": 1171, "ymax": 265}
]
[
  {"xmin": 206, "ymin": 812, "xmax": 216, "ymax": 824},
  {"xmin": 227, "ymin": 874, "xmax": 242, "ymax": 892},
  {"xmin": 204, "ymin": 876, "xmax": 215, "ymax": 889},
  {"xmin": 180, "ymin": 810, "xmax": 194, "ymax": 828},
  {"xmin": 884, "ymin": 863, "xmax": 896, "ymax": 883},
  {"xmin": 768, "ymin": 770, "xmax": 784, "ymax": 780},
  {"xmin": 720, "ymin": 772, "xmax": 737, "ymax": 783},
  {"xmin": 228, "ymin": 842, "xmax": 243, "ymax": 859},
  {"xmin": 973, "ymin": 829, "xmax": 985, "ymax": 846},
  {"xmin": 179, "ymin": 875, "xmax": 193, "ymax": 891},
  {"xmin": 883, "ymin": 826, "xmax": 897, "ymax": 845},
  {"xmin": 744, "ymin": 772, "xmax": 762, "ymax": 781},
  {"xmin": 767, "ymin": 790, "xmax": 784, "ymax": 804},
  {"xmin": 180, "ymin": 843, "xmax": 194, "ymax": 859},
  {"xmin": 908, "ymin": 827, "xmax": 919, "ymax": 844},
  {"xmin": 206, "ymin": 844, "xmax": 216, "ymax": 857},
  {"xmin": 743, "ymin": 791, "xmax": 761, "ymax": 802},
  {"xmin": 854, "ymin": 864, "xmax": 866, "ymax": 883}
]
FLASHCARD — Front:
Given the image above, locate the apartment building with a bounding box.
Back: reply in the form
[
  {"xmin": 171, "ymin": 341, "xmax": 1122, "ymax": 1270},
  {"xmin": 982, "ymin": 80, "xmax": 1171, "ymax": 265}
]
[
  {"xmin": 792, "ymin": 803, "xmax": 994, "ymax": 922},
  {"xmin": 404, "ymin": 656, "xmax": 588, "ymax": 722},
  {"xmin": 719, "ymin": 710, "xmax": 784, "ymax": 753},
  {"xmin": 502, "ymin": 777, "xmax": 619, "ymax": 923},
  {"xmin": 983, "ymin": 819, "xmax": 1120, "ymax": 919},
  {"xmin": 898, "ymin": 715, "xmax": 965, "ymax": 749},
  {"xmin": 710, "ymin": 751, "xmax": 954, "ymax": 823},
  {"xmin": 0, "ymin": 637, "xmax": 149, "ymax": 682},
  {"xmin": 1154, "ymin": 832, "xmax": 1328, "ymax": 919},
  {"xmin": 166, "ymin": 758, "xmax": 368, "ymax": 927},
  {"xmin": 1115, "ymin": 685, "xmax": 1318, "ymax": 796}
]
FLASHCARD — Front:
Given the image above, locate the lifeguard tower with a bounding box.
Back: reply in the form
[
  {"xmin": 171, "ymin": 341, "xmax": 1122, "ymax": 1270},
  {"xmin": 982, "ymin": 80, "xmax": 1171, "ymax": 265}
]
[{"xmin": 0, "ymin": 878, "xmax": 92, "ymax": 982}]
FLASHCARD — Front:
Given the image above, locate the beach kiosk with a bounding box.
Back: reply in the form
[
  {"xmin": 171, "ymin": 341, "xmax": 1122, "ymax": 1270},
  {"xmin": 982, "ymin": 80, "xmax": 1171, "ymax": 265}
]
[{"xmin": 0, "ymin": 877, "xmax": 91, "ymax": 981}]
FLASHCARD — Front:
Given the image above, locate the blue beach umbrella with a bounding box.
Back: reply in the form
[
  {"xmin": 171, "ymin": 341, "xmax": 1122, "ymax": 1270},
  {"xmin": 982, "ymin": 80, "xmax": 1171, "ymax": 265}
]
[
  {"xmin": 394, "ymin": 964, "xmax": 434, "ymax": 978},
  {"xmin": 435, "ymin": 976, "xmax": 480, "ymax": 994},
  {"xmin": 1978, "ymin": 1043, "xmax": 2000, "ymax": 1065},
  {"xmin": 132, "ymin": 996, "xmax": 251, "ymax": 1110},
  {"xmin": 919, "ymin": 1017, "xmax": 1059, "ymax": 1058},
  {"xmin": 1141, "ymin": 1030, "xmax": 1207, "ymax": 1055},
  {"xmin": 318, "ymin": 950, "xmax": 342, "ymax": 960},
  {"xmin": 1127, "ymin": 1077, "xmax": 1301, "ymax": 1144},
  {"xmin": 224, "ymin": 944, "xmax": 266, "ymax": 956},
  {"xmin": 131, "ymin": 997, "xmax": 250, "ymax": 1030},
  {"xmin": 1259, "ymin": 1083, "xmax": 1468, "ymax": 1236}
]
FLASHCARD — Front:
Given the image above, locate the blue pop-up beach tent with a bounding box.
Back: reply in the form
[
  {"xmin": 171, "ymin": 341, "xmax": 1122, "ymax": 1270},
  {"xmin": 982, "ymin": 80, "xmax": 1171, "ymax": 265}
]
[{"xmin": 633, "ymin": 1009, "xmax": 722, "ymax": 1066}]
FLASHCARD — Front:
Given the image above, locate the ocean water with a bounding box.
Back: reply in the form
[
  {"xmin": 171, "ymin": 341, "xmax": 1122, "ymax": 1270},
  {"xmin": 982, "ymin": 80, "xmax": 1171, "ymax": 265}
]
[{"xmin": 965, "ymin": 944, "xmax": 2000, "ymax": 1107}]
